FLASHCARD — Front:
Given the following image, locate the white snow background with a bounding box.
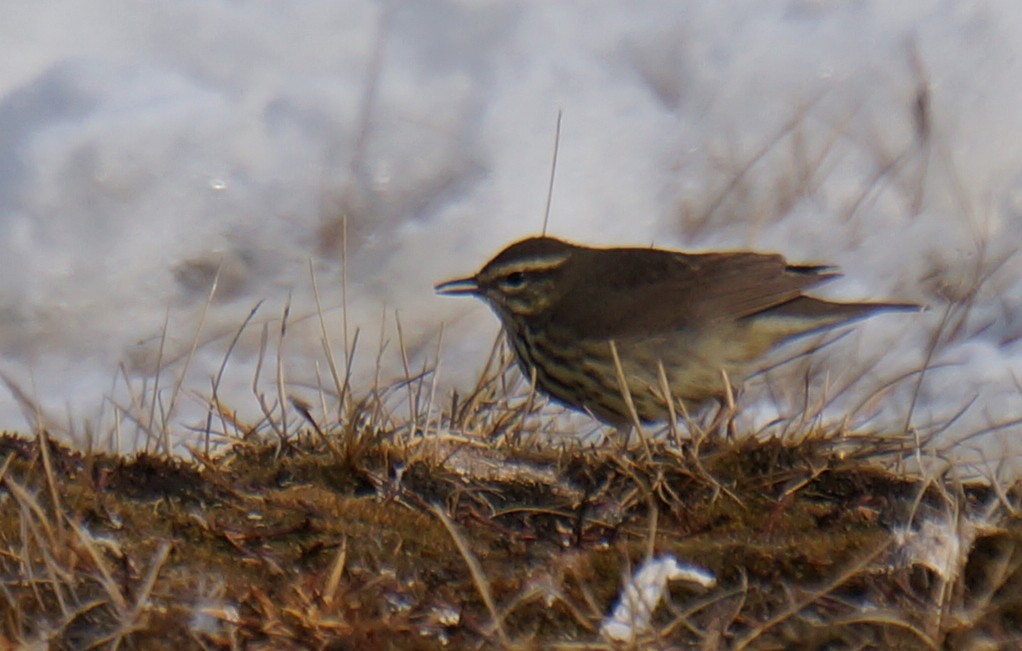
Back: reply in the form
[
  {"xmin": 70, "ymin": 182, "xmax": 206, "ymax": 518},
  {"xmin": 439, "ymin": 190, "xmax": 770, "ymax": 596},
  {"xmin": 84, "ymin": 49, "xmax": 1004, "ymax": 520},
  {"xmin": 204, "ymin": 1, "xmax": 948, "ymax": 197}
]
[{"xmin": 2, "ymin": 1, "xmax": 1021, "ymax": 470}]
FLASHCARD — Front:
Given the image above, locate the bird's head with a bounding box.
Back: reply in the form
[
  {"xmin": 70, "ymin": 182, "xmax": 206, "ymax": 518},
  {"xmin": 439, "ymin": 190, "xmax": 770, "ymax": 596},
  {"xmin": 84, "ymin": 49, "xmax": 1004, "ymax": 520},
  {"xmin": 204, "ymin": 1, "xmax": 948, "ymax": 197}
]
[{"xmin": 435, "ymin": 237, "xmax": 576, "ymax": 322}]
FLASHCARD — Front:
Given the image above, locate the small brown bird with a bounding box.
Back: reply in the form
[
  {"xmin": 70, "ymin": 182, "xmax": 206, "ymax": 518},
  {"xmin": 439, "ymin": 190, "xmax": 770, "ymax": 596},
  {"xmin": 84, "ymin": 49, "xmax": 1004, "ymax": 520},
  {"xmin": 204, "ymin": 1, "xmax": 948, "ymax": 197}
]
[{"xmin": 436, "ymin": 236, "xmax": 917, "ymax": 426}]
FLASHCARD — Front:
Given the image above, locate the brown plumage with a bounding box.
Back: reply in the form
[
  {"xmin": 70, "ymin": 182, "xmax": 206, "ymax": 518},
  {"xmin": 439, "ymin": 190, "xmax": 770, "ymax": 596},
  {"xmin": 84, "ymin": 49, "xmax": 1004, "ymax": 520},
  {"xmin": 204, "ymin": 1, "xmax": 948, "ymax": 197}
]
[{"xmin": 437, "ymin": 236, "xmax": 917, "ymax": 425}]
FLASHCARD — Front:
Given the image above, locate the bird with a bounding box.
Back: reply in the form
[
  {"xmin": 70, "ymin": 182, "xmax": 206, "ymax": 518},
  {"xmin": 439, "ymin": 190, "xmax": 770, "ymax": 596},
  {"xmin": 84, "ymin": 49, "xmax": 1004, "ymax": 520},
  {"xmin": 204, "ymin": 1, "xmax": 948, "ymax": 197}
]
[{"xmin": 435, "ymin": 236, "xmax": 918, "ymax": 427}]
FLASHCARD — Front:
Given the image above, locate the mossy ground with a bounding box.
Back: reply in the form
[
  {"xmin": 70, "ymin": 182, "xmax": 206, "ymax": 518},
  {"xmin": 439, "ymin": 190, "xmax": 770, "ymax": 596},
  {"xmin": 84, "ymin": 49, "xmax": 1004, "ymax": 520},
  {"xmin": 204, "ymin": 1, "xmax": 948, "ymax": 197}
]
[{"xmin": 2, "ymin": 420, "xmax": 1018, "ymax": 650}]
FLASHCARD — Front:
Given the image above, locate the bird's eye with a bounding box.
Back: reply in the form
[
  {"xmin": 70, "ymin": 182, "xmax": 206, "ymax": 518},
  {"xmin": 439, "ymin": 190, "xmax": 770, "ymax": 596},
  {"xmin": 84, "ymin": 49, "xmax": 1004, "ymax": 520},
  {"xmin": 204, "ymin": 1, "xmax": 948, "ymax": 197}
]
[{"xmin": 501, "ymin": 271, "xmax": 527, "ymax": 289}]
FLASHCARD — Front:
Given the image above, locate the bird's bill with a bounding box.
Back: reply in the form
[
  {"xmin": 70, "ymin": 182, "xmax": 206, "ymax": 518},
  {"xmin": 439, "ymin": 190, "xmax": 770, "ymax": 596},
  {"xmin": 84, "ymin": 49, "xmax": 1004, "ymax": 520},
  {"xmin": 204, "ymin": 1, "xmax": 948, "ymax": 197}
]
[{"xmin": 434, "ymin": 276, "xmax": 480, "ymax": 296}]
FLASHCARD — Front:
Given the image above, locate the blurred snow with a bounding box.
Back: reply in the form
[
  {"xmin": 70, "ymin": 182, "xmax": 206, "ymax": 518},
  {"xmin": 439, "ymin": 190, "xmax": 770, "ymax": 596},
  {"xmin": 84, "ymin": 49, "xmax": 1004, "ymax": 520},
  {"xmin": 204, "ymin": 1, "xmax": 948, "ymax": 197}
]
[{"xmin": 0, "ymin": 1, "xmax": 1021, "ymax": 463}]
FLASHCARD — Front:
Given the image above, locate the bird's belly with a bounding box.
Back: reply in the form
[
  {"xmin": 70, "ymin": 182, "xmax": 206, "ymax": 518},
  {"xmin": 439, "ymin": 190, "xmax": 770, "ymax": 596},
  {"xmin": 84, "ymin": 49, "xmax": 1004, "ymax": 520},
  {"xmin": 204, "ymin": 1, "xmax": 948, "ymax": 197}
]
[
  {"xmin": 506, "ymin": 323, "xmax": 751, "ymax": 425},
  {"xmin": 613, "ymin": 333, "xmax": 740, "ymax": 418}
]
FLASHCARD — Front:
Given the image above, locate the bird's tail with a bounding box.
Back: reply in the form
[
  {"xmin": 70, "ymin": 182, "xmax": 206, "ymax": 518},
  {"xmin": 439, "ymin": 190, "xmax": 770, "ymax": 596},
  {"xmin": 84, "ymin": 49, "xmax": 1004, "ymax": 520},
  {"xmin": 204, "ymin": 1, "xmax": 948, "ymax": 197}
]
[{"xmin": 750, "ymin": 296, "xmax": 923, "ymax": 343}]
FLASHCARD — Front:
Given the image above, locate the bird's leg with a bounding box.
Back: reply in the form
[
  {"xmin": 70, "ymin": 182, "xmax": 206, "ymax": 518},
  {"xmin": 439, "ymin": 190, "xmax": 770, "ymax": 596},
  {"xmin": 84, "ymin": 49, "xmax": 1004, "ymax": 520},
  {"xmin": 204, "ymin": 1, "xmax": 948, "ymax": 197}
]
[
  {"xmin": 711, "ymin": 397, "xmax": 738, "ymax": 441},
  {"xmin": 656, "ymin": 360, "xmax": 694, "ymax": 448},
  {"xmin": 613, "ymin": 423, "xmax": 633, "ymax": 451},
  {"xmin": 717, "ymin": 369, "xmax": 739, "ymax": 441}
]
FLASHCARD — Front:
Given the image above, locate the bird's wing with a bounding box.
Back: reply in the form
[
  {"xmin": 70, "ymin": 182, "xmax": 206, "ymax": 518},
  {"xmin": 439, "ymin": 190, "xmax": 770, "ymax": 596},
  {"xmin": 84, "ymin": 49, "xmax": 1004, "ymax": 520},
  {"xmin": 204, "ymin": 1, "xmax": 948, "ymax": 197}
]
[{"xmin": 549, "ymin": 248, "xmax": 837, "ymax": 339}]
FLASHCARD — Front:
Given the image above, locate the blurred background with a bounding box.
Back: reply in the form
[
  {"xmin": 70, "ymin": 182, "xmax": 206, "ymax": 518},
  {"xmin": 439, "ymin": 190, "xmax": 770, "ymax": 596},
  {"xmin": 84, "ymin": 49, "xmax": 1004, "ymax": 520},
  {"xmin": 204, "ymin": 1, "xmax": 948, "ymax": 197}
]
[{"xmin": 1, "ymin": 1, "xmax": 1021, "ymax": 469}]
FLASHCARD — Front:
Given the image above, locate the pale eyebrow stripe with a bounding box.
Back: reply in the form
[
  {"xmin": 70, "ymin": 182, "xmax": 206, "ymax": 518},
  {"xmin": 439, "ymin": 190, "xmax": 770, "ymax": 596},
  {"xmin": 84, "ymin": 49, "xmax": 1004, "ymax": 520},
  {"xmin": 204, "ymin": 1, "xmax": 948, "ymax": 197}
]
[{"xmin": 487, "ymin": 253, "xmax": 571, "ymax": 277}]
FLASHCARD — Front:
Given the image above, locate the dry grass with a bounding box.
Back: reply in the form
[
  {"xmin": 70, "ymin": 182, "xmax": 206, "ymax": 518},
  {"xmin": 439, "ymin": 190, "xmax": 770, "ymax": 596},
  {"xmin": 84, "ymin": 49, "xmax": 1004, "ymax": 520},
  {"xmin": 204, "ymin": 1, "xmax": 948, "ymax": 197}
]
[{"xmin": 2, "ymin": 334, "xmax": 1022, "ymax": 650}]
